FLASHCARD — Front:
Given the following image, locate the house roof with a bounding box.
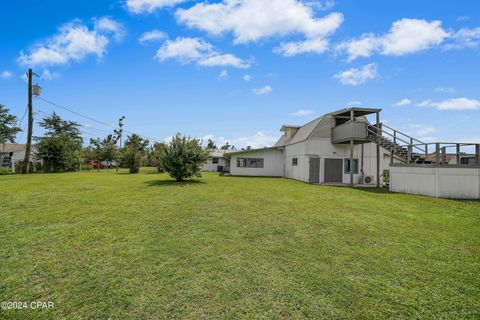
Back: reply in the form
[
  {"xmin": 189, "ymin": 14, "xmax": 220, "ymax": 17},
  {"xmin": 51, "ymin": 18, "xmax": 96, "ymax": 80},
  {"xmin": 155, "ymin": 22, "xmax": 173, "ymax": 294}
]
[
  {"xmin": 225, "ymin": 146, "xmax": 281, "ymax": 156},
  {"xmin": 0, "ymin": 144, "xmax": 28, "ymax": 153},
  {"xmin": 330, "ymin": 107, "xmax": 382, "ymax": 117},
  {"xmin": 275, "ymin": 115, "xmax": 326, "ymax": 147},
  {"xmin": 209, "ymin": 149, "xmax": 228, "ymax": 158}
]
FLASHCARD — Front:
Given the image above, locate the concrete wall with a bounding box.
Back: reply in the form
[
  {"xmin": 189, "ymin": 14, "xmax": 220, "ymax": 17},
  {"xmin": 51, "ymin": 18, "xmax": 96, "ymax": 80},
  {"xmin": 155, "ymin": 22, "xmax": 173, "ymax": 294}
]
[
  {"xmin": 230, "ymin": 148, "xmax": 284, "ymax": 177},
  {"xmin": 390, "ymin": 165, "xmax": 480, "ymax": 199}
]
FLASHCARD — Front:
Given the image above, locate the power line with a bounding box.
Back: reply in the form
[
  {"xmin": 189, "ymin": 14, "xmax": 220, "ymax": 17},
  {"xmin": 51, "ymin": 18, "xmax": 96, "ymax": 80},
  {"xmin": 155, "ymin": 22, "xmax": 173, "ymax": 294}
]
[{"xmin": 35, "ymin": 96, "xmax": 159, "ymax": 142}]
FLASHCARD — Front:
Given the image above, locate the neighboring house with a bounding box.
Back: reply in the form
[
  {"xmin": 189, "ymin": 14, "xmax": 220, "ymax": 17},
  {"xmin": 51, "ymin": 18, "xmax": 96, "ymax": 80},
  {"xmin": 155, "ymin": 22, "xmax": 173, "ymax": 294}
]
[
  {"xmin": 0, "ymin": 144, "xmax": 39, "ymax": 171},
  {"xmin": 228, "ymin": 107, "xmax": 397, "ymax": 185},
  {"xmin": 203, "ymin": 149, "xmax": 229, "ymax": 172}
]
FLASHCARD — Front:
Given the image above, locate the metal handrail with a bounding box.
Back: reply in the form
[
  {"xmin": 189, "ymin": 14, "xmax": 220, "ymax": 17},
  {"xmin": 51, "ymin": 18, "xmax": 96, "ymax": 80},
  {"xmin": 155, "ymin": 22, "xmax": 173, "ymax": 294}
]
[{"xmin": 380, "ymin": 123, "xmax": 425, "ymax": 145}]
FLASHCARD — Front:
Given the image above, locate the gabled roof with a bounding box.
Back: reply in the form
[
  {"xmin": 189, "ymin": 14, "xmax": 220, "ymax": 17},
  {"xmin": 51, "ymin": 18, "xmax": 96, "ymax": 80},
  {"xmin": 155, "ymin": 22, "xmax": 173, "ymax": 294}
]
[
  {"xmin": 275, "ymin": 115, "xmax": 326, "ymax": 147},
  {"xmin": 208, "ymin": 149, "xmax": 228, "ymax": 158},
  {"xmin": 0, "ymin": 144, "xmax": 27, "ymax": 153},
  {"xmin": 225, "ymin": 146, "xmax": 281, "ymax": 156}
]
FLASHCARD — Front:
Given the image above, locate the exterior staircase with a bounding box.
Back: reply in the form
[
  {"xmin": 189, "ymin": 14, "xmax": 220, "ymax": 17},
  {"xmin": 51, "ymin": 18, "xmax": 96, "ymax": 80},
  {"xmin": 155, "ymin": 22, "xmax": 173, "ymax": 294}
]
[{"xmin": 367, "ymin": 124, "xmax": 428, "ymax": 164}]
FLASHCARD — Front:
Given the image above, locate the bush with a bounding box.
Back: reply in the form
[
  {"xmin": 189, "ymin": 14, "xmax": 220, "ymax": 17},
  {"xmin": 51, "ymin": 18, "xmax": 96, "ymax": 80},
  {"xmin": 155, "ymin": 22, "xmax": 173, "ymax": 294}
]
[
  {"xmin": 158, "ymin": 134, "xmax": 209, "ymax": 182},
  {"xmin": 0, "ymin": 167, "xmax": 11, "ymax": 175}
]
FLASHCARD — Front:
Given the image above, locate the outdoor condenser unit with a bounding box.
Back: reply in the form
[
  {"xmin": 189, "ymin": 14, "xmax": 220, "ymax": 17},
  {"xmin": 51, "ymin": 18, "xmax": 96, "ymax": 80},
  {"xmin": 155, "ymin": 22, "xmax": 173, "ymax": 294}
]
[{"xmin": 364, "ymin": 176, "xmax": 373, "ymax": 184}]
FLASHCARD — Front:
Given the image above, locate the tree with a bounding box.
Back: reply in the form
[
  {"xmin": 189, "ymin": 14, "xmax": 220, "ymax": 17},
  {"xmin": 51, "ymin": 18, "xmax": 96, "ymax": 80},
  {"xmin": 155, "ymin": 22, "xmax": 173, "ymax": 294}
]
[
  {"xmin": 151, "ymin": 142, "xmax": 167, "ymax": 172},
  {"xmin": 220, "ymin": 142, "xmax": 231, "ymax": 150},
  {"xmin": 0, "ymin": 104, "xmax": 21, "ymax": 149},
  {"xmin": 123, "ymin": 134, "xmax": 149, "ymax": 173},
  {"xmin": 35, "ymin": 113, "xmax": 83, "ymax": 172},
  {"xmin": 158, "ymin": 133, "xmax": 209, "ymax": 182},
  {"xmin": 89, "ymin": 135, "xmax": 119, "ymax": 168},
  {"xmin": 206, "ymin": 139, "xmax": 216, "ymax": 150}
]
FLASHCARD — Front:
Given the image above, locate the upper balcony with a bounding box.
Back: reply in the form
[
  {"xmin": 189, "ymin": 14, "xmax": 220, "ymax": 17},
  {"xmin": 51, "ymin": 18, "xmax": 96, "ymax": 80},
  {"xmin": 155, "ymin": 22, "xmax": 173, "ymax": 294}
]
[{"xmin": 331, "ymin": 120, "xmax": 369, "ymax": 144}]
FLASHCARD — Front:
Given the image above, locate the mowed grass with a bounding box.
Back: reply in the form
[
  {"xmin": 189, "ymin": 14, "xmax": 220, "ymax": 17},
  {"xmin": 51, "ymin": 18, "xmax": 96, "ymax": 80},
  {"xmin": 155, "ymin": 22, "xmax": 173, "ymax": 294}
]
[{"xmin": 0, "ymin": 170, "xmax": 479, "ymax": 319}]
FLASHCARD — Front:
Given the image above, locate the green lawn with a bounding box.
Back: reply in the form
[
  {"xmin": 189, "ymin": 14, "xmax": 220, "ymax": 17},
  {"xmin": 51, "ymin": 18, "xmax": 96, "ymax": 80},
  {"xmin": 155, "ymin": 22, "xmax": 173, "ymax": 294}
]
[{"xmin": 0, "ymin": 170, "xmax": 479, "ymax": 319}]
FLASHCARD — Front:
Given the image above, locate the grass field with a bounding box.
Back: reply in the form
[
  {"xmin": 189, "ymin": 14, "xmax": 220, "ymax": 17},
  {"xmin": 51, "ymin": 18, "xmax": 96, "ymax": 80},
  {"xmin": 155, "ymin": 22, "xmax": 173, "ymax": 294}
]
[{"xmin": 0, "ymin": 170, "xmax": 479, "ymax": 319}]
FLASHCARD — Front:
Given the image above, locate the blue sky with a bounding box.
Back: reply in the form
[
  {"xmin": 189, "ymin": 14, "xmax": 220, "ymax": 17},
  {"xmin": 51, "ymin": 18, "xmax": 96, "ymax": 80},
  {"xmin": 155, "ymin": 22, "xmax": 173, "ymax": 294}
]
[{"xmin": 1, "ymin": 0, "xmax": 479, "ymax": 148}]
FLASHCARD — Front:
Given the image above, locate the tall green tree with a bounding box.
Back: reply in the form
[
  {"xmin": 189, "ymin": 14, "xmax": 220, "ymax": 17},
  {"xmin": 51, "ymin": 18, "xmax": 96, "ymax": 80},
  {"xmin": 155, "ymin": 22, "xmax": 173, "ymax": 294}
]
[
  {"xmin": 35, "ymin": 113, "xmax": 83, "ymax": 172},
  {"xmin": 123, "ymin": 134, "xmax": 149, "ymax": 173},
  {"xmin": 0, "ymin": 104, "xmax": 21, "ymax": 149},
  {"xmin": 159, "ymin": 134, "xmax": 209, "ymax": 182},
  {"xmin": 206, "ymin": 139, "xmax": 216, "ymax": 150}
]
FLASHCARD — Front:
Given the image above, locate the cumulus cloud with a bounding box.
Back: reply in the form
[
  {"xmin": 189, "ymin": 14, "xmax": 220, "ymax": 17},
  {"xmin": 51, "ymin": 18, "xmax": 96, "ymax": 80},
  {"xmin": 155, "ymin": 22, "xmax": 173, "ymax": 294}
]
[
  {"xmin": 126, "ymin": 0, "xmax": 187, "ymax": 13},
  {"xmin": 393, "ymin": 98, "xmax": 412, "ymax": 107},
  {"xmin": 243, "ymin": 74, "xmax": 252, "ymax": 81},
  {"xmin": 274, "ymin": 37, "xmax": 329, "ymax": 56},
  {"xmin": 154, "ymin": 37, "xmax": 251, "ymax": 68},
  {"xmin": 138, "ymin": 30, "xmax": 168, "ymax": 44},
  {"xmin": 18, "ymin": 18, "xmax": 122, "ymax": 67},
  {"xmin": 292, "ymin": 109, "xmax": 314, "ymax": 116},
  {"xmin": 445, "ymin": 27, "xmax": 480, "ymax": 50},
  {"xmin": 416, "ymin": 98, "xmax": 480, "ymax": 110},
  {"xmin": 93, "ymin": 16, "xmax": 125, "ymax": 41},
  {"xmin": 176, "ymin": 0, "xmax": 344, "ymax": 45},
  {"xmin": 334, "ymin": 63, "xmax": 378, "ymax": 86},
  {"xmin": 252, "ymin": 85, "xmax": 272, "ymax": 95},
  {"xmin": 337, "ymin": 18, "xmax": 450, "ymax": 61},
  {"xmin": 1, "ymin": 71, "xmax": 12, "ymax": 79}
]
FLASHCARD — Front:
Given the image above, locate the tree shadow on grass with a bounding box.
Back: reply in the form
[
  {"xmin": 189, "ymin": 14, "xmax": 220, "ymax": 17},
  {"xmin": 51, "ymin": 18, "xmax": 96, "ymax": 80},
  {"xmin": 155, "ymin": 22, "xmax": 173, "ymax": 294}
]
[{"xmin": 144, "ymin": 179, "xmax": 206, "ymax": 187}]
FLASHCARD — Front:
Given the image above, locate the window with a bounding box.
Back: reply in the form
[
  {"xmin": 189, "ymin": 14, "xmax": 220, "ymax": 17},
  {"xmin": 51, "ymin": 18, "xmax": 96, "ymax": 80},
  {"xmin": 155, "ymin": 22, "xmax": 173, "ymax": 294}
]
[
  {"xmin": 292, "ymin": 158, "xmax": 298, "ymax": 166},
  {"xmin": 237, "ymin": 158, "xmax": 264, "ymax": 168},
  {"xmin": 344, "ymin": 159, "xmax": 359, "ymax": 174},
  {"xmin": 212, "ymin": 157, "xmax": 219, "ymax": 164},
  {"xmin": 460, "ymin": 157, "xmax": 470, "ymax": 165}
]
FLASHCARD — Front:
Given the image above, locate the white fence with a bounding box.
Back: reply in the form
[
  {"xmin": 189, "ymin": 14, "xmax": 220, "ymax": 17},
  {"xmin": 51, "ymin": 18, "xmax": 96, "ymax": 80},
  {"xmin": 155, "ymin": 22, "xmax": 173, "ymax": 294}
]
[{"xmin": 390, "ymin": 165, "xmax": 480, "ymax": 199}]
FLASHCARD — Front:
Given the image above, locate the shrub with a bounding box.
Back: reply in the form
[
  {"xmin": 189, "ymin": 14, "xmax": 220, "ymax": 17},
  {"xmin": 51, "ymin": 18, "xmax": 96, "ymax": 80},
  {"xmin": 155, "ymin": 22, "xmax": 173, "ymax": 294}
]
[
  {"xmin": 0, "ymin": 167, "xmax": 11, "ymax": 175},
  {"xmin": 158, "ymin": 133, "xmax": 209, "ymax": 182}
]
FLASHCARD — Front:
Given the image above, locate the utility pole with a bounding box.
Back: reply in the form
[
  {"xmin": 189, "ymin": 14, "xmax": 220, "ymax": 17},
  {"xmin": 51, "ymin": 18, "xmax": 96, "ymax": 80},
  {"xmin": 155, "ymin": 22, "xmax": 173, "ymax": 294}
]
[{"xmin": 23, "ymin": 69, "xmax": 33, "ymax": 174}]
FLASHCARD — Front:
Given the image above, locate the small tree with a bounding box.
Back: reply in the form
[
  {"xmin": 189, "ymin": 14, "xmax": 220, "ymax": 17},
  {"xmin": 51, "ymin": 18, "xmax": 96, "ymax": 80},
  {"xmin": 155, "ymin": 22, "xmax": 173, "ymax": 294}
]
[
  {"xmin": 0, "ymin": 104, "xmax": 21, "ymax": 149},
  {"xmin": 151, "ymin": 142, "xmax": 167, "ymax": 172},
  {"xmin": 220, "ymin": 142, "xmax": 231, "ymax": 150},
  {"xmin": 123, "ymin": 134, "xmax": 149, "ymax": 173},
  {"xmin": 159, "ymin": 133, "xmax": 209, "ymax": 182},
  {"xmin": 35, "ymin": 113, "xmax": 83, "ymax": 172}
]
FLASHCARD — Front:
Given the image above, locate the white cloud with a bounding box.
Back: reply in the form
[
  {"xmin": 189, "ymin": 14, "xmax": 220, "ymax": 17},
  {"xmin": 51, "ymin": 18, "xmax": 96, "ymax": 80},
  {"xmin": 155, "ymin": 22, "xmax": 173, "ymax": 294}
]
[
  {"xmin": 40, "ymin": 69, "xmax": 57, "ymax": 80},
  {"xmin": 304, "ymin": 0, "xmax": 335, "ymax": 11},
  {"xmin": 434, "ymin": 87, "xmax": 456, "ymax": 94},
  {"xmin": 345, "ymin": 101, "xmax": 362, "ymax": 107},
  {"xmin": 274, "ymin": 37, "xmax": 329, "ymax": 56},
  {"xmin": 416, "ymin": 98, "xmax": 480, "ymax": 110},
  {"xmin": 139, "ymin": 30, "xmax": 168, "ymax": 44},
  {"xmin": 93, "ymin": 16, "xmax": 125, "ymax": 41},
  {"xmin": 337, "ymin": 18, "xmax": 450, "ymax": 61},
  {"xmin": 334, "ymin": 63, "xmax": 378, "ymax": 86},
  {"xmin": 404, "ymin": 123, "xmax": 437, "ymax": 141},
  {"xmin": 218, "ymin": 69, "xmax": 229, "ymax": 80},
  {"xmin": 18, "ymin": 18, "xmax": 122, "ymax": 67},
  {"xmin": 154, "ymin": 37, "xmax": 251, "ymax": 68},
  {"xmin": 204, "ymin": 132, "xmax": 279, "ymax": 149},
  {"xmin": 292, "ymin": 109, "xmax": 314, "ymax": 116},
  {"xmin": 243, "ymin": 74, "xmax": 252, "ymax": 81},
  {"xmin": 393, "ymin": 98, "xmax": 412, "ymax": 107},
  {"xmin": 416, "ymin": 99, "xmax": 433, "ymax": 107},
  {"xmin": 126, "ymin": 0, "xmax": 187, "ymax": 13},
  {"xmin": 457, "ymin": 16, "xmax": 470, "ymax": 22},
  {"xmin": 176, "ymin": 0, "xmax": 344, "ymax": 44},
  {"xmin": 445, "ymin": 27, "xmax": 480, "ymax": 49},
  {"xmin": 252, "ymin": 85, "xmax": 272, "ymax": 95},
  {"xmin": 1, "ymin": 71, "xmax": 12, "ymax": 79}
]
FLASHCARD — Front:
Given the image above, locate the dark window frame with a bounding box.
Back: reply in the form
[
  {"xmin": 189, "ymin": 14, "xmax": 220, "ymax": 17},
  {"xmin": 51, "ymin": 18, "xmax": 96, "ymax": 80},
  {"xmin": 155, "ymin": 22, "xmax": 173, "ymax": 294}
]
[
  {"xmin": 237, "ymin": 157, "xmax": 264, "ymax": 168},
  {"xmin": 212, "ymin": 157, "xmax": 219, "ymax": 164},
  {"xmin": 292, "ymin": 158, "xmax": 298, "ymax": 166},
  {"xmin": 344, "ymin": 158, "xmax": 359, "ymax": 174}
]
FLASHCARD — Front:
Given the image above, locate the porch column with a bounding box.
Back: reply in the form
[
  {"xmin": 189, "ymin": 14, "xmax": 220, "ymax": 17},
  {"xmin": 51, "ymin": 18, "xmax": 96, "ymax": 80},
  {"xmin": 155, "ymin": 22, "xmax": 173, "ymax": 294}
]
[
  {"xmin": 350, "ymin": 109, "xmax": 354, "ymax": 186},
  {"xmin": 376, "ymin": 111, "xmax": 380, "ymax": 188}
]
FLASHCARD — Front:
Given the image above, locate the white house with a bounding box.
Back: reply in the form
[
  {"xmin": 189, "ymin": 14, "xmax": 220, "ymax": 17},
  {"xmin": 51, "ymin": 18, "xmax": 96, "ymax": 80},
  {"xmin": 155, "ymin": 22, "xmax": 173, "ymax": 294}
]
[
  {"xmin": 228, "ymin": 108, "xmax": 392, "ymax": 185},
  {"xmin": 0, "ymin": 144, "xmax": 39, "ymax": 172},
  {"xmin": 202, "ymin": 149, "xmax": 229, "ymax": 172}
]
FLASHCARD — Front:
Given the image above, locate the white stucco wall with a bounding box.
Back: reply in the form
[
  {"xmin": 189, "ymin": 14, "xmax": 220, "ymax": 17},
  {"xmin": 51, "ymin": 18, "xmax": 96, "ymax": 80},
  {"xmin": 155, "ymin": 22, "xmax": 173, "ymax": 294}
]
[
  {"xmin": 229, "ymin": 148, "xmax": 284, "ymax": 177},
  {"xmin": 202, "ymin": 158, "xmax": 228, "ymax": 172},
  {"xmin": 390, "ymin": 165, "xmax": 480, "ymax": 199},
  {"xmin": 284, "ymin": 138, "xmax": 389, "ymax": 184}
]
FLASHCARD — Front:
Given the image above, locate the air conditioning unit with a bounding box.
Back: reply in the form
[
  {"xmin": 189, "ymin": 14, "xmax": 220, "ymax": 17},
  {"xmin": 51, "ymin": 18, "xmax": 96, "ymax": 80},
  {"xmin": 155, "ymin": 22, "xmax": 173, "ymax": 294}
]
[{"xmin": 364, "ymin": 176, "xmax": 374, "ymax": 184}]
